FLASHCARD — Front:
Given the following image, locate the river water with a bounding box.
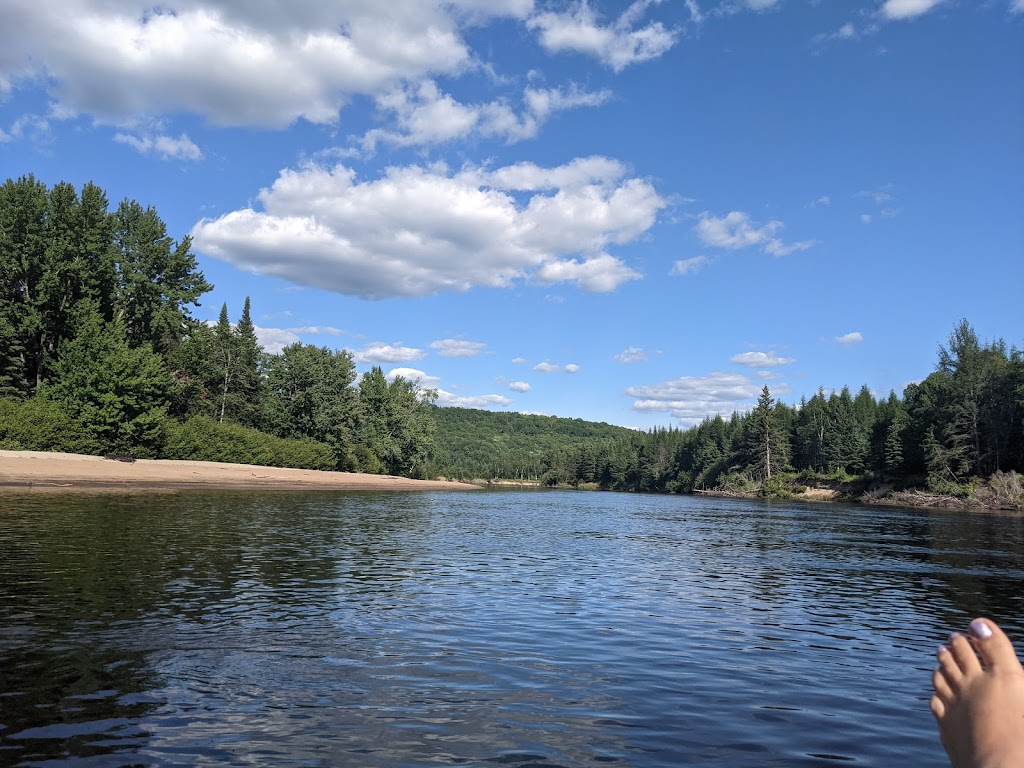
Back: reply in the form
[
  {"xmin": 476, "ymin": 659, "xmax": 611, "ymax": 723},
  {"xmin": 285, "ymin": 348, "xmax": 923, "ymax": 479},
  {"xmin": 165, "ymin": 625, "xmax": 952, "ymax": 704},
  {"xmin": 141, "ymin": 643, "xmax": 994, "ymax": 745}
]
[{"xmin": 1, "ymin": 489, "xmax": 1022, "ymax": 767}]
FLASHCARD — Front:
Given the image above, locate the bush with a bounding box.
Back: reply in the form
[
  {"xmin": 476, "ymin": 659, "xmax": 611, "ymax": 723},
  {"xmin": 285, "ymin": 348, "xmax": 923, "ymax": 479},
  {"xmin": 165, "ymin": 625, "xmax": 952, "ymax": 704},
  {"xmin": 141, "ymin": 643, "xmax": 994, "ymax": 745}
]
[
  {"xmin": 0, "ymin": 396, "xmax": 101, "ymax": 455},
  {"xmin": 760, "ymin": 474, "xmax": 803, "ymax": 499},
  {"xmin": 162, "ymin": 416, "xmax": 336, "ymax": 470}
]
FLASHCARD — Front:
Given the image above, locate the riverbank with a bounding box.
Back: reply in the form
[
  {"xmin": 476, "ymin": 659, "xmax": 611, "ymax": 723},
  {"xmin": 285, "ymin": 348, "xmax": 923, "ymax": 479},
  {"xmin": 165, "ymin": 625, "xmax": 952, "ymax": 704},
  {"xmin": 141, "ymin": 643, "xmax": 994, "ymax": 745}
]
[
  {"xmin": 0, "ymin": 450, "xmax": 481, "ymax": 493},
  {"xmin": 696, "ymin": 471, "xmax": 1023, "ymax": 512}
]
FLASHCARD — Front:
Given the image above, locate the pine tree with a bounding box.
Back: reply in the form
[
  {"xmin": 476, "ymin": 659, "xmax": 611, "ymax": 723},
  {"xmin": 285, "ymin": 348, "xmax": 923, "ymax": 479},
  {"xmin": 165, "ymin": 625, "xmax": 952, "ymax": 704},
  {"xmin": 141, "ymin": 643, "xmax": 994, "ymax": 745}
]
[
  {"xmin": 742, "ymin": 386, "xmax": 790, "ymax": 480},
  {"xmin": 233, "ymin": 297, "xmax": 263, "ymax": 427}
]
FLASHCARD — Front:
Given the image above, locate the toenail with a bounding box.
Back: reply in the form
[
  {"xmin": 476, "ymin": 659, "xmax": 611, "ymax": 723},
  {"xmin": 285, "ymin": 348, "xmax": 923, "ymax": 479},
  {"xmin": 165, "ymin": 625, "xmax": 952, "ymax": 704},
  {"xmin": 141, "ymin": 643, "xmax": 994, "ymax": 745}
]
[
  {"xmin": 938, "ymin": 644, "xmax": 950, "ymax": 655},
  {"xmin": 969, "ymin": 619, "xmax": 993, "ymax": 639}
]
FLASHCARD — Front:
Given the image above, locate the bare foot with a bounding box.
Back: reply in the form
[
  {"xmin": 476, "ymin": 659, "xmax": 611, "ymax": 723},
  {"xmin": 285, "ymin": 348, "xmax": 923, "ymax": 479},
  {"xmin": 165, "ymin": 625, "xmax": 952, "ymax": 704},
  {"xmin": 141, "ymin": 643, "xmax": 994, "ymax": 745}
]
[{"xmin": 931, "ymin": 618, "xmax": 1024, "ymax": 768}]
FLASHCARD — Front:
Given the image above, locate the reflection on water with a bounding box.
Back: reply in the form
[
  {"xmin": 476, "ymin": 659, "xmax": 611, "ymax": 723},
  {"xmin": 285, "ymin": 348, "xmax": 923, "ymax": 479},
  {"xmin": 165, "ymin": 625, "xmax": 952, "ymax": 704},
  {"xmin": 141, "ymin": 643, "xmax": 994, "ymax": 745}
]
[{"xmin": 1, "ymin": 490, "xmax": 1022, "ymax": 766}]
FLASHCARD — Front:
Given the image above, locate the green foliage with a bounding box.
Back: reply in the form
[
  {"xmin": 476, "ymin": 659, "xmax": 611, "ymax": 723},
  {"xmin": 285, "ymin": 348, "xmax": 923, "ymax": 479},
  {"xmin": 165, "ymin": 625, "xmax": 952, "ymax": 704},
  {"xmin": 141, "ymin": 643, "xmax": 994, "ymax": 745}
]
[
  {"xmin": 162, "ymin": 416, "xmax": 335, "ymax": 470},
  {"xmin": 429, "ymin": 406, "xmax": 637, "ymax": 481},
  {"xmin": 760, "ymin": 474, "xmax": 807, "ymax": 500},
  {"xmin": 739, "ymin": 386, "xmax": 790, "ymax": 480},
  {"xmin": 49, "ymin": 310, "xmax": 170, "ymax": 457},
  {"xmin": 262, "ymin": 342, "xmax": 361, "ymax": 469},
  {"xmin": 358, "ymin": 367, "xmax": 436, "ymax": 477},
  {"xmin": 0, "ymin": 396, "xmax": 99, "ymax": 454}
]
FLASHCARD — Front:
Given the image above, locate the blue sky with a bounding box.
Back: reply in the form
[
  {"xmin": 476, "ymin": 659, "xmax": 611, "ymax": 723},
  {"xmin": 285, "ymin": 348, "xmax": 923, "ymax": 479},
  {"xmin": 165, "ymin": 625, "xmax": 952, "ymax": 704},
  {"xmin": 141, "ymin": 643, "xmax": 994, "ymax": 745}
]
[{"xmin": 1, "ymin": 0, "xmax": 1021, "ymax": 429}]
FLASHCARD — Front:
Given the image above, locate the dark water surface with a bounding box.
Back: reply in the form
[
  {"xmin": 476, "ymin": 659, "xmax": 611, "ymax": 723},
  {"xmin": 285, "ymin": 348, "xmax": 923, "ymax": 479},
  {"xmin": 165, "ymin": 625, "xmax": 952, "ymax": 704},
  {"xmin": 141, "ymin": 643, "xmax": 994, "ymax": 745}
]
[{"xmin": 1, "ymin": 490, "xmax": 1022, "ymax": 767}]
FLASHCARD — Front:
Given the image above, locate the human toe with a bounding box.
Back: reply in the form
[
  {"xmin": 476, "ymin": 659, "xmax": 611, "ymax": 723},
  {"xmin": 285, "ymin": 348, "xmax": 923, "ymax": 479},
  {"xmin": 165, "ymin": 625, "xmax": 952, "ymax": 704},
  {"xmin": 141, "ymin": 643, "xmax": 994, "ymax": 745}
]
[
  {"xmin": 947, "ymin": 631, "xmax": 982, "ymax": 676},
  {"xmin": 969, "ymin": 618, "xmax": 1022, "ymax": 673}
]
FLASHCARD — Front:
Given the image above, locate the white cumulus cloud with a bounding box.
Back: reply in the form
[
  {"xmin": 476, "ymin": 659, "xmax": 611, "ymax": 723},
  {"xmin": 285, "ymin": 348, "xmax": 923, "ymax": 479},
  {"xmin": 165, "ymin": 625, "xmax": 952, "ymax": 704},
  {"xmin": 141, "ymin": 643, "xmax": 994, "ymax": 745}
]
[
  {"xmin": 564, "ymin": 363, "xmax": 581, "ymax": 374},
  {"xmin": 430, "ymin": 339, "xmax": 487, "ymax": 358},
  {"xmin": 509, "ymin": 381, "xmax": 531, "ymax": 393},
  {"xmin": 361, "ymin": 80, "xmax": 611, "ymax": 149},
  {"xmin": 192, "ymin": 157, "xmax": 664, "ymax": 298},
  {"xmin": 695, "ymin": 211, "xmax": 815, "ymax": 257},
  {"xmin": 881, "ymin": 0, "xmax": 944, "ymax": 20},
  {"xmin": 628, "ymin": 371, "xmax": 784, "ymax": 426},
  {"xmin": 730, "ymin": 351, "xmax": 796, "ymax": 367},
  {"xmin": 114, "ymin": 130, "xmax": 203, "ymax": 160},
  {"xmin": 615, "ymin": 346, "xmax": 647, "ymax": 363},
  {"xmin": 0, "ymin": 2, "xmax": 533, "ymax": 128},
  {"xmin": 835, "ymin": 332, "xmax": 864, "ymax": 345},
  {"xmin": 669, "ymin": 256, "xmax": 709, "ymax": 276},
  {"xmin": 386, "ymin": 367, "xmax": 442, "ymax": 387},
  {"xmin": 435, "ymin": 391, "xmax": 513, "ymax": 408},
  {"xmin": 254, "ymin": 326, "xmax": 301, "ymax": 354},
  {"xmin": 354, "ymin": 343, "xmax": 424, "ymax": 364},
  {"xmin": 527, "ymin": 0, "xmax": 678, "ymax": 72},
  {"xmin": 534, "ymin": 362, "xmax": 561, "ymax": 373}
]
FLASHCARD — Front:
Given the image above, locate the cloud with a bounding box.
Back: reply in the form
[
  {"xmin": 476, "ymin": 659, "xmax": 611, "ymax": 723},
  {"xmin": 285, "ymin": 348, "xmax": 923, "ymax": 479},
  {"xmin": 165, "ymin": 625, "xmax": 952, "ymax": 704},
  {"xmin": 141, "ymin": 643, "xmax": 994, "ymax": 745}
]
[
  {"xmin": 509, "ymin": 381, "xmax": 531, "ymax": 393},
  {"xmin": 354, "ymin": 343, "xmax": 424, "ymax": 364},
  {"xmin": 527, "ymin": 0, "xmax": 678, "ymax": 72},
  {"xmin": 615, "ymin": 346, "xmax": 647, "ymax": 363},
  {"xmin": 535, "ymin": 253, "xmax": 642, "ymax": 292},
  {"xmin": 1013, "ymin": 0, "xmax": 1024, "ymax": 13},
  {"xmin": 810, "ymin": 195, "xmax": 831, "ymax": 207},
  {"xmin": 386, "ymin": 367, "xmax": 442, "ymax": 387},
  {"xmin": 533, "ymin": 361, "xmax": 580, "ymax": 373},
  {"xmin": 430, "ymin": 339, "xmax": 487, "ymax": 357},
  {"xmin": 858, "ymin": 185, "xmax": 897, "ymax": 206},
  {"xmin": 254, "ymin": 326, "xmax": 301, "ymax": 354},
  {"xmin": 670, "ymin": 256, "xmax": 709, "ymax": 276},
  {"xmin": 695, "ymin": 211, "xmax": 814, "ymax": 256},
  {"xmin": 290, "ymin": 326, "xmax": 344, "ymax": 335},
  {"xmin": 361, "ymin": 80, "xmax": 611, "ymax": 149},
  {"xmin": 114, "ymin": 131, "xmax": 203, "ymax": 161},
  {"xmin": 192, "ymin": 157, "xmax": 664, "ymax": 298},
  {"xmin": 435, "ymin": 390, "xmax": 514, "ymax": 408},
  {"xmin": 0, "ymin": 2, "xmax": 534, "ymax": 128},
  {"xmin": 628, "ymin": 371, "xmax": 782, "ymax": 426},
  {"xmin": 860, "ymin": 213, "xmax": 873, "ymax": 224},
  {"xmin": 835, "ymin": 332, "xmax": 864, "ymax": 345},
  {"xmin": 880, "ymin": 0, "xmax": 944, "ymax": 20},
  {"xmin": 512, "ymin": 357, "xmax": 528, "ymax": 365},
  {"xmin": 730, "ymin": 351, "xmax": 796, "ymax": 367}
]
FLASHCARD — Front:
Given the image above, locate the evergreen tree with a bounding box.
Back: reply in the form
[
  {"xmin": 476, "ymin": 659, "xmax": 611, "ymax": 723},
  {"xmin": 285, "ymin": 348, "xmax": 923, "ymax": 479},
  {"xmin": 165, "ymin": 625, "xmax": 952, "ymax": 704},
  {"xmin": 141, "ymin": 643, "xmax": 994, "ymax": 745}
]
[
  {"xmin": 794, "ymin": 389, "xmax": 828, "ymax": 471},
  {"xmin": 49, "ymin": 305, "xmax": 170, "ymax": 456},
  {"xmin": 232, "ymin": 297, "xmax": 263, "ymax": 427},
  {"xmin": 741, "ymin": 386, "xmax": 790, "ymax": 480},
  {"xmin": 112, "ymin": 199, "xmax": 212, "ymax": 354},
  {"xmin": 823, "ymin": 386, "xmax": 868, "ymax": 473}
]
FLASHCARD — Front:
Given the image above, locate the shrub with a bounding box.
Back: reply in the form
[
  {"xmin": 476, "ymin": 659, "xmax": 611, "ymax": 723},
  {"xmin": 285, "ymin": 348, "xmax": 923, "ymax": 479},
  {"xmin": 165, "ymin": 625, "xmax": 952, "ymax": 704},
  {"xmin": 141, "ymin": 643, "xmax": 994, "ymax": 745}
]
[
  {"xmin": 0, "ymin": 396, "xmax": 101, "ymax": 455},
  {"xmin": 162, "ymin": 416, "xmax": 336, "ymax": 470}
]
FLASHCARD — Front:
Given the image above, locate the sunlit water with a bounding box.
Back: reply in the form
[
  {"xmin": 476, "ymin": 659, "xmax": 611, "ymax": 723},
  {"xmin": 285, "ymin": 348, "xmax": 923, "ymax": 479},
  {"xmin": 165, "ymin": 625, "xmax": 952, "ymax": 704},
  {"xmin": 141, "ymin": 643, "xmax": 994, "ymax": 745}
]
[{"xmin": 1, "ymin": 489, "xmax": 1022, "ymax": 767}]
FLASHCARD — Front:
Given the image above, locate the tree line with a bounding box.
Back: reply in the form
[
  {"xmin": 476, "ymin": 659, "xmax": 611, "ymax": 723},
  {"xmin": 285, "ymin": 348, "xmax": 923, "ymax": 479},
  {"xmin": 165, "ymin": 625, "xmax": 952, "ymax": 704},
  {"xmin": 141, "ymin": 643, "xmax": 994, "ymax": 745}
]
[
  {"xmin": 511, "ymin": 320, "xmax": 1023, "ymax": 498},
  {"xmin": 2, "ymin": 175, "xmax": 1021, "ymax": 498},
  {"xmin": 0, "ymin": 176, "xmax": 436, "ymax": 476}
]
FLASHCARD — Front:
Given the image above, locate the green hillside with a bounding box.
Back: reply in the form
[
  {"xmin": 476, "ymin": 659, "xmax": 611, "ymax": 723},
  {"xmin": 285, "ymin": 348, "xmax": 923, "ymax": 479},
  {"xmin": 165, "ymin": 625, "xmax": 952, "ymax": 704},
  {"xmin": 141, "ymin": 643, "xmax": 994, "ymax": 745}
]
[{"xmin": 428, "ymin": 406, "xmax": 636, "ymax": 481}]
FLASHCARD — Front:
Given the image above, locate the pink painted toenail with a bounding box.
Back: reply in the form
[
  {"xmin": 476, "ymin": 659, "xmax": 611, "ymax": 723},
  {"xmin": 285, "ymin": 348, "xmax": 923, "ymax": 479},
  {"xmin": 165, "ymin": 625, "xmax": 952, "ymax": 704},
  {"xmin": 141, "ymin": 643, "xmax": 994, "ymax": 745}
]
[
  {"xmin": 938, "ymin": 644, "xmax": 950, "ymax": 655},
  {"xmin": 970, "ymin": 619, "xmax": 993, "ymax": 639}
]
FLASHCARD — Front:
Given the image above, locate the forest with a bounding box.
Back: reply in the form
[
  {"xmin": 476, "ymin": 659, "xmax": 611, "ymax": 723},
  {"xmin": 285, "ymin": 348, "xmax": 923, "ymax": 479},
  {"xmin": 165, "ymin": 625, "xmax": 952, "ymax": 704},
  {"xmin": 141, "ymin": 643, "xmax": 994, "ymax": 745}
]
[{"xmin": 1, "ymin": 176, "xmax": 1022, "ymax": 504}]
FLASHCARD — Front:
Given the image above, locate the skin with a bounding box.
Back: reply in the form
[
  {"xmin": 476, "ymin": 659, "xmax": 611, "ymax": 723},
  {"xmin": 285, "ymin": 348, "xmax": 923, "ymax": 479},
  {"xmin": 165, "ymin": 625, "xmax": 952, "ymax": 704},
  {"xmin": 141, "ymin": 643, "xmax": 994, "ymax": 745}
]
[{"xmin": 931, "ymin": 618, "xmax": 1024, "ymax": 768}]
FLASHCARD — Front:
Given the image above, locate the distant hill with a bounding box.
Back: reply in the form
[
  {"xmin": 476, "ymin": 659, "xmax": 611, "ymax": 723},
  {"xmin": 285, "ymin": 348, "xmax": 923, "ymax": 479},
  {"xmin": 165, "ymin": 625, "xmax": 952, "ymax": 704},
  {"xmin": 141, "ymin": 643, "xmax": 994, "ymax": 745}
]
[{"xmin": 429, "ymin": 406, "xmax": 636, "ymax": 481}]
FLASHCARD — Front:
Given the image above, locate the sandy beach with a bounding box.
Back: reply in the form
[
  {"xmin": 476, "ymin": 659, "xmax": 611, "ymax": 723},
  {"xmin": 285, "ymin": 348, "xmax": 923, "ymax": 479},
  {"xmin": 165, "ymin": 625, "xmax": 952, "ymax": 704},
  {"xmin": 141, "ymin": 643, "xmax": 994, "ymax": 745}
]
[{"xmin": 0, "ymin": 450, "xmax": 479, "ymax": 493}]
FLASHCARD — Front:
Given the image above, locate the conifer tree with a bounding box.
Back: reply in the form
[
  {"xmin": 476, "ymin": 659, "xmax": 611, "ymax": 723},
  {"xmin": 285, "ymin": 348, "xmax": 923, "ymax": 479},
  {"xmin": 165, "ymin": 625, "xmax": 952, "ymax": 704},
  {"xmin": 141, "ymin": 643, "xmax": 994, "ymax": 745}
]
[{"xmin": 742, "ymin": 385, "xmax": 790, "ymax": 480}]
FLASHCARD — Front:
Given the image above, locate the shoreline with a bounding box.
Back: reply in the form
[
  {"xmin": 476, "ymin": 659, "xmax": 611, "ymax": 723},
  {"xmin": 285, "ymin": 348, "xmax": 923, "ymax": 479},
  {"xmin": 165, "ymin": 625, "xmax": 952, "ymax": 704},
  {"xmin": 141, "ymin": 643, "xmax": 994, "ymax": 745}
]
[{"xmin": 0, "ymin": 450, "xmax": 480, "ymax": 494}]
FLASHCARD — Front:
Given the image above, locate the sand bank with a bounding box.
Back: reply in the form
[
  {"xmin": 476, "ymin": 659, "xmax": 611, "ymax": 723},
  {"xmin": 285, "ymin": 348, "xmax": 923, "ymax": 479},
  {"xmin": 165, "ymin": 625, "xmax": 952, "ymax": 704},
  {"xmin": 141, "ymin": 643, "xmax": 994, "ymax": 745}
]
[{"xmin": 0, "ymin": 450, "xmax": 479, "ymax": 493}]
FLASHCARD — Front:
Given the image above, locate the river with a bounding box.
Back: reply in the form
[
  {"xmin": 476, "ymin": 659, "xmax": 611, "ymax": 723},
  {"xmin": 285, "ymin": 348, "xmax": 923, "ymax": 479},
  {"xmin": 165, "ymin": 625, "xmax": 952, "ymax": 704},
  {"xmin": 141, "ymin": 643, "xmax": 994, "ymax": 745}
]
[{"xmin": 1, "ymin": 489, "xmax": 1022, "ymax": 767}]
